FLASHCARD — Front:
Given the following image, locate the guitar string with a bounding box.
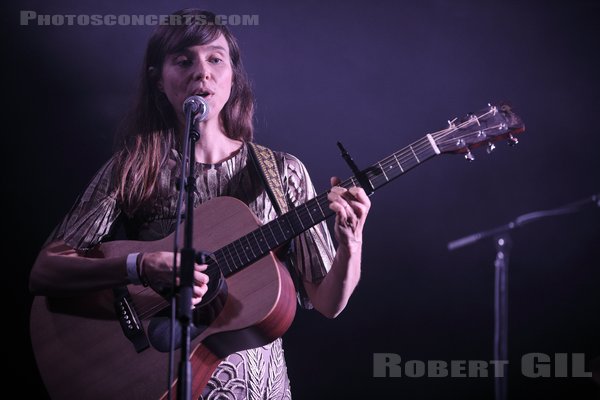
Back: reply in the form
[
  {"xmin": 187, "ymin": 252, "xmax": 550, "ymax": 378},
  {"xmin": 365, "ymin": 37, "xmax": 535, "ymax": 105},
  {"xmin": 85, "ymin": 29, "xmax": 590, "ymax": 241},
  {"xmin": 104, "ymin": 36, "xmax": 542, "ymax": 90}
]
[
  {"xmin": 434, "ymin": 124, "xmax": 509, "ymax": 147},
  {"xmin": 432, "ymin": 125, "xmax": 511, "ymax": 149},
  {"xmin": 133, "ymin": 287, "xmax": 167, "ymax": 318}
]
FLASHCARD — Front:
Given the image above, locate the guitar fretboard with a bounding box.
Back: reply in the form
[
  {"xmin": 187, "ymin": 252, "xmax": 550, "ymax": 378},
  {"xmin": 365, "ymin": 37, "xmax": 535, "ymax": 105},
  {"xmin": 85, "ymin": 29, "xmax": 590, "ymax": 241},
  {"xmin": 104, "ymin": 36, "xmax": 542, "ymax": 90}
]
[{"xmin": 209, "ymin": 135, "xmax": 439, "ymax": 276}]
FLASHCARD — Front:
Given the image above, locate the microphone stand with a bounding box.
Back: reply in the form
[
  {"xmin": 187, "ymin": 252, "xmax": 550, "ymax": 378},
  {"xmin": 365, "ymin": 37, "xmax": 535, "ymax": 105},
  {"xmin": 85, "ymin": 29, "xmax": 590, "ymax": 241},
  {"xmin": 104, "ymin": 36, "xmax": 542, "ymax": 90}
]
[
  {"xmin": 176, "ymin": 106, "xmax": 201, "ymax": 400},
  {"xmin": 447, "ymin": 192, "xmax": 599, "ymax": 400}
]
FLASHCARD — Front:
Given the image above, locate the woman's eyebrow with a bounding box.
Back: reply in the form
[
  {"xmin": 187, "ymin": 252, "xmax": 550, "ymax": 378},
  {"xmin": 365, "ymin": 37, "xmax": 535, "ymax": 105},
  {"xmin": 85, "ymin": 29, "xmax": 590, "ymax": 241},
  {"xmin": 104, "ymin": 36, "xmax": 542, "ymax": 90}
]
[
  {"xmin": 174, "ymin": 45, "xmax": 227, "ymax": 54},
  {"xmin": 206, "ymin": 45, "xmax": 227, "ymax": 53}
]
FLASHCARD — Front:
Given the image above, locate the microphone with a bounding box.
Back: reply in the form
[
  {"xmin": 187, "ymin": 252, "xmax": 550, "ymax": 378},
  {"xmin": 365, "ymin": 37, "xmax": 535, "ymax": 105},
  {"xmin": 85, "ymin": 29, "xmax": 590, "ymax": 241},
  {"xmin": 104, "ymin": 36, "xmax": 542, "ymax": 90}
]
[{"xmin": 183, "ymin": 95, "xmax": 209, "ymax": 122}]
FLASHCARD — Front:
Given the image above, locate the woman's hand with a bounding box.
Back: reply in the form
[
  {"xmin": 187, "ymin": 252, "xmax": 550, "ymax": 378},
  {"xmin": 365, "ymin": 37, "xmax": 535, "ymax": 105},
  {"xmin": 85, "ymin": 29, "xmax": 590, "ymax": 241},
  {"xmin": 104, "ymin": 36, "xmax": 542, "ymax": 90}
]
[
  {"xmin": 327, "ymin": 176, "xmax": 371, "ymax": 251},
  {"xmin": 138, "ymin": 251, "xmax": 210, "ymax": 306}
]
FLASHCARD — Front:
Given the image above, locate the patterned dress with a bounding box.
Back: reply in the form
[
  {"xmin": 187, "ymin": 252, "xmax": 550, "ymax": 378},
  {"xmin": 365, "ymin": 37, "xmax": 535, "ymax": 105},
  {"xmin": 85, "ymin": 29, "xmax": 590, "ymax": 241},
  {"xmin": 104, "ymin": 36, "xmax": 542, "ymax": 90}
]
[{"xmin": 47, "ymin": 142, "xmax": 336, "ymax": 400}]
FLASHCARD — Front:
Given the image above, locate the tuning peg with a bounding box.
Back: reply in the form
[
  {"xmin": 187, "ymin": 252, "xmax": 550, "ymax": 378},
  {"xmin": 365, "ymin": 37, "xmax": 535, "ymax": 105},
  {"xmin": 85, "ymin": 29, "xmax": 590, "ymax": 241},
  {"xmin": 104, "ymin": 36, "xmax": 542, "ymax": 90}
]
[
  {"xmin": 464, "ymin": 150, "xmax": 475, "ymax": 161},
  {"xmin": 486, "ymin": 142, "xmax": 496, "ymax": 154},
  {"xmin": 508, "ymin": 134, "xmax": 519, "ymax": 146}
]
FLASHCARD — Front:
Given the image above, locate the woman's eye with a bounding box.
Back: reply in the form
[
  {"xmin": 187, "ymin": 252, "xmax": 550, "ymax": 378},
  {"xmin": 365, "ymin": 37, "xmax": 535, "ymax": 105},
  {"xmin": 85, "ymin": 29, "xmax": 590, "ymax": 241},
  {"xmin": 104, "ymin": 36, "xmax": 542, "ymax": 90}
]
[
  {"xmin": 209, "ymin": 57, "xmax": 223, "ymax": 64},
  {"xmin": 176, "ymin": 59, "xmax": 192, "ymax": 67}
]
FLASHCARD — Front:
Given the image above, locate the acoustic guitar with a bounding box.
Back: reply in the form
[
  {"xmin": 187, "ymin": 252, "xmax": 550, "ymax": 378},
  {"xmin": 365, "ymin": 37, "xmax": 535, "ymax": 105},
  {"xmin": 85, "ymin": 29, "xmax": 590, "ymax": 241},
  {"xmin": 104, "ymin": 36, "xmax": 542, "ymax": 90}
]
[{"xmin": 30, "ymin": 103, "xmax": 525, "ymax": 399}]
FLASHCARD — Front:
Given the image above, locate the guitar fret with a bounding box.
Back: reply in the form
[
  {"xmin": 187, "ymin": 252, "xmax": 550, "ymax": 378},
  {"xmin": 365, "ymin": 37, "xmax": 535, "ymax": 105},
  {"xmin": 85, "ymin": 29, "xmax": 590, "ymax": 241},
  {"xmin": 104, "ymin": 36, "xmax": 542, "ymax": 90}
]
[
  {"xmin": 218, "ymin": 251, "xmax": 232, "ymax": 273},
  {"xmin": 315, "ymin": 197, "xmax": 326, "ymax": 218},
  {"xmin": 220, "ymin": 249, "xmax": 232, "ymax": 274},
  {"xmin": 229, "ymin": 242, "xmax": 242, "ymax": 266},
  {"xmin": 281, "ymin": 210, "xmax": 300, "ymax": 234},
  {"xmin": 242, "ymin": 235, "xmax": 257, "ymax": 260},
  {"xmin": 381, "ymin": 159, "xmax": 395, "ymax": 175},
  {"xmin": 212, "ymin": 250, "xmax": 225, "ymax": 272},
  {"xmin": 293, "ymin": 208, "xmax": 306, "ymax": 230},
  {"xmin": 283, "ymin": 215, "xmax": 296, "ymax": 237},
  {"xmin": 255, "ymin": 228, "xmax": 269, "ymax": 253},
  {"xmin": 212, "ymin": 250, "xmax": 220, "ymax": 266},
  {"xmin": 252, "ymin": 239, "xmax": 263, "ymax": 259},
  {"xmin": 214, "ymin": 250, "xmax": 224, "ymax": 268},
  {"xmin": 230, "ymin": 242, "xmax": 245, "ymax": 266},
  {"xmin": 241, "ymin": 240, "xmax": 251, "ymax": 263},
  {"xmin": 393, "ymin": 153, "xmax": 404, "ymax": 172},
  {"xmin": 265, "ymin": 222, "xmax": 279, "ymax": 247},
  {"xmin": 409, "ymin": 145, "xmax": 420, "ymax": 163},
  {"xmin": 303, "ymin": 203, "xmax": 316, "ymax": 224},
  {"xmin": 224, "ymin": 245, "xmax": 235, "ymax": 270},
  {"xmin": 275, "ymin": 218, "xmax": 288, "ymax": 239},
  {"xmin": 321, "ymin": 195, "xmax": 332, "ymax": 210},
  {"xmin": 250, "ymin": 230, "xmax": 262, "ymax": 253},
  {"xmin": 378, "ymin": 161, "xmax": 389, "ymax": 181},
  {"xmin": 386, "ymin": 158, "xmax": 401, "ymax": 177}
]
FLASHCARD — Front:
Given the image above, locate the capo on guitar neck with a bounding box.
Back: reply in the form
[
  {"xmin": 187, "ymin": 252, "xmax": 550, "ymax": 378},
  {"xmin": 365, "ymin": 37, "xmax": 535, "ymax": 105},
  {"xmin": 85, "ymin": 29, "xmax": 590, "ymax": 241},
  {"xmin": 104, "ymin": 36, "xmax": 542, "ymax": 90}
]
[{"xmin": 337, "ymin": 141, "xmax": 375, "ymax": 196}]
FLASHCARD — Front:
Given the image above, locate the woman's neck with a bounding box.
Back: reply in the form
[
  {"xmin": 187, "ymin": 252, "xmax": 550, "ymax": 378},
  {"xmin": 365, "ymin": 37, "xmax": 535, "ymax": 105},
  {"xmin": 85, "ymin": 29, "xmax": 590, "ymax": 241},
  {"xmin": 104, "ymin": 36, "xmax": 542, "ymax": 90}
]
[{"xmin": 191, "ymin": 118, "xmax": 243, "ymax": 164}]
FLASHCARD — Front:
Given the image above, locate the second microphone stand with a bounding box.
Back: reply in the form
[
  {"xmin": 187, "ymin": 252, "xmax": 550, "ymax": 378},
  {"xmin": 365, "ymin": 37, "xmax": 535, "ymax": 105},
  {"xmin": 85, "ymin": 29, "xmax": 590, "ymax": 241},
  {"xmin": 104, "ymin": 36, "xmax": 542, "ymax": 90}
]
[{"xmin": 447, "ymin": 192, "xmax": 599, "ymax": 400}]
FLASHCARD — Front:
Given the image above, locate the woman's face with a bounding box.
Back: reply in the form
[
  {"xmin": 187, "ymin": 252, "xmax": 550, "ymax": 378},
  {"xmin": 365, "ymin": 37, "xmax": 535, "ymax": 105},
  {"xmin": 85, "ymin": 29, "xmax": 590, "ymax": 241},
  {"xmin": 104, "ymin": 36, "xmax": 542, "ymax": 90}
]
[{"xmin": 159, "ymin": 33, "xmax": 233, "ymax": 127}]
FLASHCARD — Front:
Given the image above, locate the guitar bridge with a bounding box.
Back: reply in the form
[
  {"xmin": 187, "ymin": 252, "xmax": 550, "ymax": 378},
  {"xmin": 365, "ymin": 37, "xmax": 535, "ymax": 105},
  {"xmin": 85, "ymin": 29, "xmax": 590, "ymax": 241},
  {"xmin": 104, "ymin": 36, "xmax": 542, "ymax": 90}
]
[{"xmin": 113, "ymin": 287, "xmax": 150, "ymax": 353}]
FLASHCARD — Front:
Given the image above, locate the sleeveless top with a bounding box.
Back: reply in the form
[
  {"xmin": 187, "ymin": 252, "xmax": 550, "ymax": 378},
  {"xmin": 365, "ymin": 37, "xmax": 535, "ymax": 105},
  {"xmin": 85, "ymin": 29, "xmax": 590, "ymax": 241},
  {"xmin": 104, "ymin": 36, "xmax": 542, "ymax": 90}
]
[{"xmin": 47, "ymin": 142, "xmax": 336, "ymax": 400}]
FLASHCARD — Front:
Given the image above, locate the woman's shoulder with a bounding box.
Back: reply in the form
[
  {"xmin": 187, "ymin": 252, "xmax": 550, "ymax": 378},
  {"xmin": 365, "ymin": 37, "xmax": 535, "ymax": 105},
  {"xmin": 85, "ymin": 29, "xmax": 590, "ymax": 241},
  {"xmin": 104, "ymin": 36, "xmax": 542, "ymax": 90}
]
[
  {"xmin": 248, "ymin": 142, "xmax": 307, "ymax": 171},
  {"xmin": 82, "ymin": 153, "xmax": 121, "ymax": 191}
]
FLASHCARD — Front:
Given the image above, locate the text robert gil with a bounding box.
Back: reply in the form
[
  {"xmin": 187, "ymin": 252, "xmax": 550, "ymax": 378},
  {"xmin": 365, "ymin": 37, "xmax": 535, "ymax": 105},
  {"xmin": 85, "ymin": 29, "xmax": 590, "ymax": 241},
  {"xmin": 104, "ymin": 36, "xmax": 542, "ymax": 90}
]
[{"xmin": 374, "ymin": 353, "xmax": 592, "ymax": 378}]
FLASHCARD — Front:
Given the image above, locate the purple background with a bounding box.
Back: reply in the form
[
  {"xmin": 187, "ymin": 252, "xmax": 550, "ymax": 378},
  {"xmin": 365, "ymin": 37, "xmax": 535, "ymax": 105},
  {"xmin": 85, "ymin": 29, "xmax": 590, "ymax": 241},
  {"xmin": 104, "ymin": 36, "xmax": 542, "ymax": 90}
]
[{"xmin": 7, "ymin": 0, "xmax": 600, "ymax": 398}]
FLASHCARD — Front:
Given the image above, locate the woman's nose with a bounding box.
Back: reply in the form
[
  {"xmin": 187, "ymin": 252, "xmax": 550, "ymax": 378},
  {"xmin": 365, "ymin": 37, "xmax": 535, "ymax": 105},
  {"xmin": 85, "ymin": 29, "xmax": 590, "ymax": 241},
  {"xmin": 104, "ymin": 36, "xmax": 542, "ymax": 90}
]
[{"xmin": 193, "ymin": 61, "xmax": 210, "ymax": 81}]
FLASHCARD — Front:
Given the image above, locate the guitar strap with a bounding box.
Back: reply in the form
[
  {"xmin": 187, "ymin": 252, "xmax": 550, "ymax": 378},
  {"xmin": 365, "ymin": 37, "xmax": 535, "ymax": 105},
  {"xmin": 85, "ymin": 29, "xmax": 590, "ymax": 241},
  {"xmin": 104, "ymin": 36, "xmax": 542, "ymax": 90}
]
[
  {"xmin": 247, "ymin": 142, "xmax": 289, "ymax": 215},
  {"xmin": 247, "ymin": 142, "xmax": 310, "ymax": 305}
]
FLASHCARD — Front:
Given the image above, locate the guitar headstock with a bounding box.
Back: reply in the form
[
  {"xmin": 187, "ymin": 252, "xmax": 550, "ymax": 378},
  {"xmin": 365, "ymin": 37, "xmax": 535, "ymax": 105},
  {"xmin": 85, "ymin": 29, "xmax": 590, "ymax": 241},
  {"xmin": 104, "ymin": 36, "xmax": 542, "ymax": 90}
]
[{"xmin": 433, "ymin": 103, "xmax": 525, "ymax": 158}]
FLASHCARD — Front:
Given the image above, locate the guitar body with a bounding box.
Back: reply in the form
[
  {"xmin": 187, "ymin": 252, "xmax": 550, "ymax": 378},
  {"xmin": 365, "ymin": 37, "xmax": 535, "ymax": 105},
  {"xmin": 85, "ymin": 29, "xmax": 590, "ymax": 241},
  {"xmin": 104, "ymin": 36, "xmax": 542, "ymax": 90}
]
[{"xmin": 30, "ymin": 196, "xmax": 298, "ymax": 400}]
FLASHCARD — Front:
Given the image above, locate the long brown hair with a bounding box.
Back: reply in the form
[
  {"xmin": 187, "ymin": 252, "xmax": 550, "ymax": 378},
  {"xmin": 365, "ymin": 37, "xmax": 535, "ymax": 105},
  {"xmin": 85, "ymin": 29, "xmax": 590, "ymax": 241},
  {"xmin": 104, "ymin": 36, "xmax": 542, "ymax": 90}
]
[{"xmin": 114, "ymin": 9, "xmax": 254, "ymax": 215}]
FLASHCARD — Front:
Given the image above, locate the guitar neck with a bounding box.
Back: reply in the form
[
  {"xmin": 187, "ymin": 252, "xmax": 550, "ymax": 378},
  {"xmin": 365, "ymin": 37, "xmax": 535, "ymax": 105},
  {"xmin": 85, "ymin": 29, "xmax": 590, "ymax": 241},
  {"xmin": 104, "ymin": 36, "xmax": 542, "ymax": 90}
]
[{"xmin": 212, "ymin": 135, "xmax": 439, "ymax": 276}]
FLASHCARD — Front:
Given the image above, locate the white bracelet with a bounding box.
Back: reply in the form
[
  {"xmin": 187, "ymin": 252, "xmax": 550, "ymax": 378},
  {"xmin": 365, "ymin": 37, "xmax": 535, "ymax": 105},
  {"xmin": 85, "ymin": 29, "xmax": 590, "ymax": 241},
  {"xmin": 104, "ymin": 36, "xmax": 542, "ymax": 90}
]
[{"xmin": 126, "ymin": 252, "xmax": 142, "ymax": 285}]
